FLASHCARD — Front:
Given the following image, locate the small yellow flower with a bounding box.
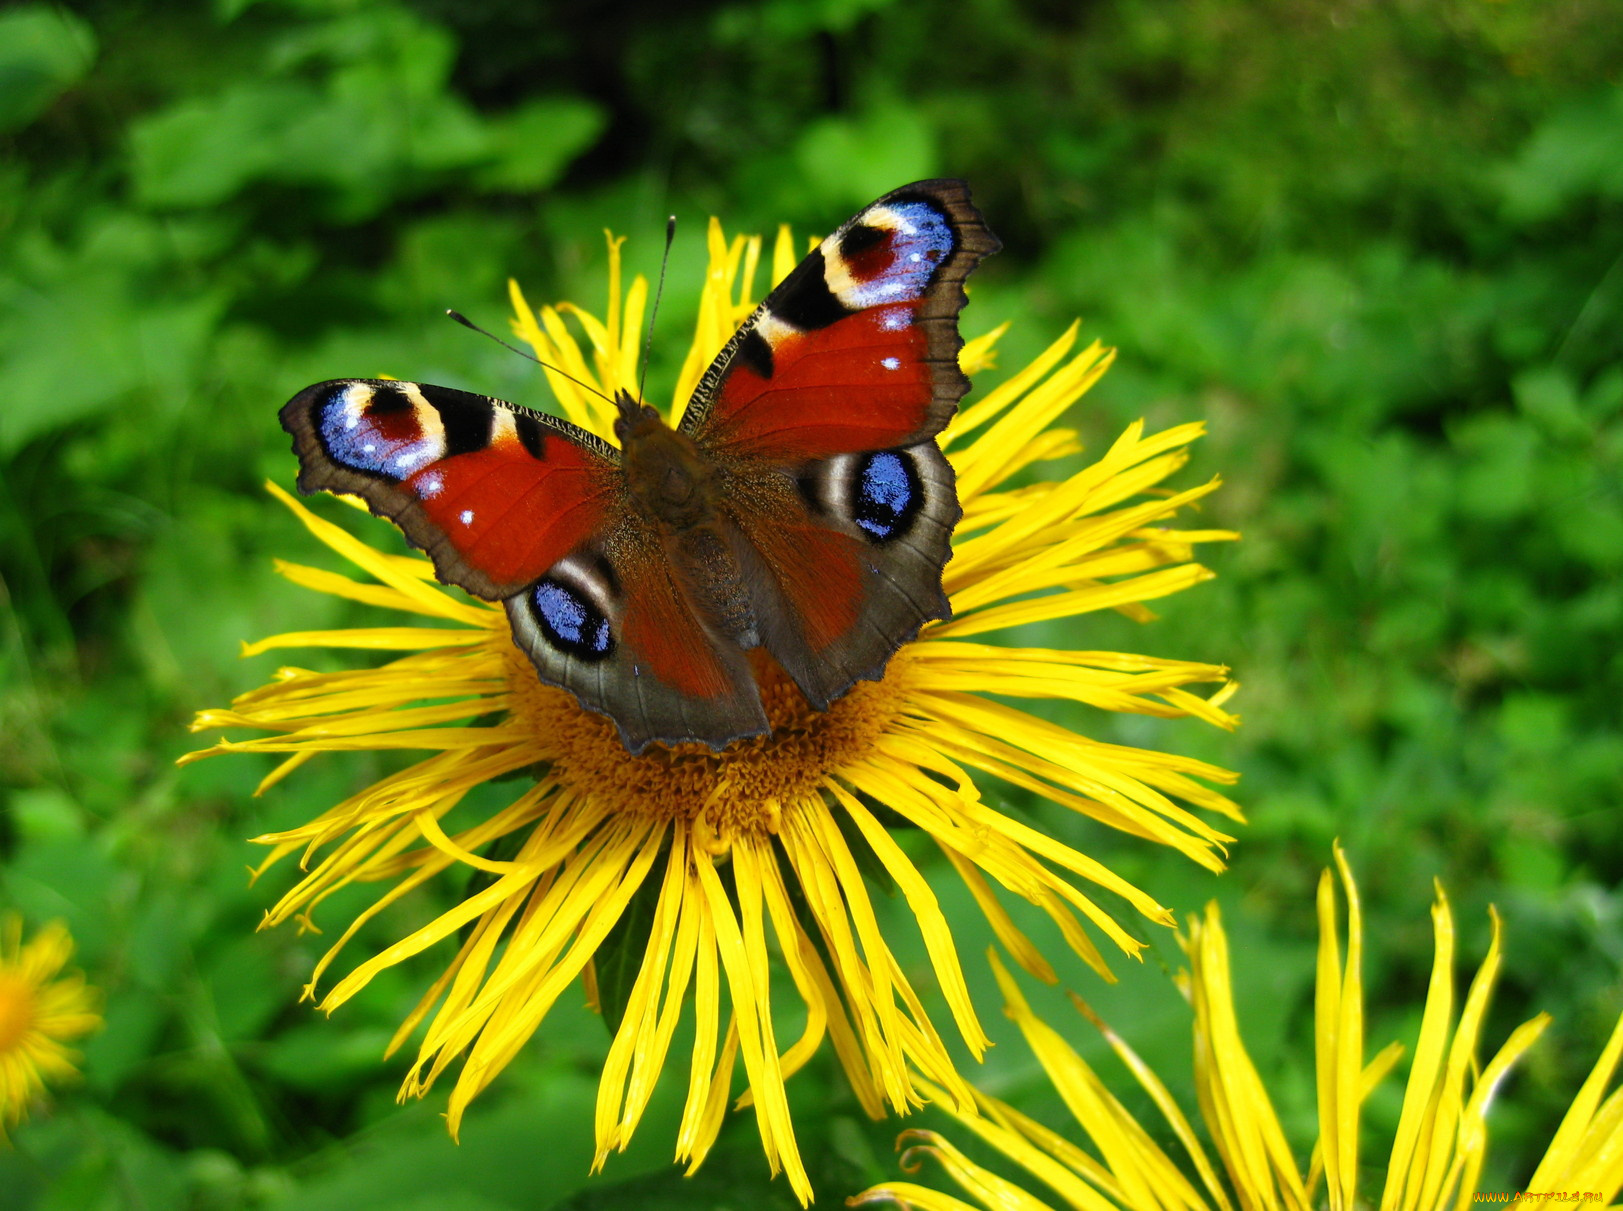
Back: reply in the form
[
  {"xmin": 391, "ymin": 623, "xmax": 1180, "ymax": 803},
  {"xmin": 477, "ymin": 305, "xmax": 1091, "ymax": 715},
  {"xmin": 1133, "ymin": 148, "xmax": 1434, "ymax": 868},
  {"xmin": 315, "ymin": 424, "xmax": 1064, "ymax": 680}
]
[
  {"xmin": 185, "ymin": 215, "xmax": 1242, "ymax": 1202},
  {"xmin": 0, "ymin": 914, "xmax": 100, "ymax": 1138},
  {"xmin": 853, "ymin": 845, "xmax": 1623, "ymax": 1211}
]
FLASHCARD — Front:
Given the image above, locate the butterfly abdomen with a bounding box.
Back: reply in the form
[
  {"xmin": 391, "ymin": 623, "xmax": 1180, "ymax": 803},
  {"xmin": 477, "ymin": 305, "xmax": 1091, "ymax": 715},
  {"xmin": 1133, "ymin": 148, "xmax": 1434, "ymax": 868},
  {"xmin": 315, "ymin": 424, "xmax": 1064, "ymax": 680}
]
[
  {"xmin": 668, "ymin": 524, "xmax": 759, "ymax": 648},
  {"xmin": 614, "ymin": 403, "xmax": 765, "ymax": 652}
]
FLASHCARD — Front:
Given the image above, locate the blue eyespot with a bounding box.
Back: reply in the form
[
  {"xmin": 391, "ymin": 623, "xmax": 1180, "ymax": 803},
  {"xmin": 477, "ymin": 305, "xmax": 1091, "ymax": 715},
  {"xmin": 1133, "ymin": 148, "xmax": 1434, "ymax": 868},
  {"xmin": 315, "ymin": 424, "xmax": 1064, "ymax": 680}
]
[
  {"xmin": 317, "ymin": 383, "xmax": 441, "ymax": 481},
  {"xmin": 853, "ymin": 450, "xmax": 922, "ymax": 542},
  {"xmin": 530, "ymin": 580, "xmax": 613, "ymax": 660},
  {"xmin": 840, "ymin": 200, "xmax": 954, "ymax": 308}
]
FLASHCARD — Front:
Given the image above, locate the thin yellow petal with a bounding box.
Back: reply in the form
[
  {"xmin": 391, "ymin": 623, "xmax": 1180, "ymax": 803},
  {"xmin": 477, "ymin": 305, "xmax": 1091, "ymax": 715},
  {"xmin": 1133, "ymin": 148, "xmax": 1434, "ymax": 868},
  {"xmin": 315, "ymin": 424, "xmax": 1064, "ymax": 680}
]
[
  {"xmin": 595, "ymin": 837, "xmax": 688, "ymax": 1163},
  {"xmin": 939, "ymin": 847, "xmax": 1058, "ymax": 985},
  {"xmin": 942, "ymin": 321, "xmax": 1080, "ymax": 453},
  {"xmin": 1314, "ymin": 846, "xmax": 1364, "ymax": 1211},
  {"xmin": 1381, "ymin": 882, "xmax": 1458, "ymax": 1211},
  {"xmin": 828, "ymin": 782, "xmax": 989, "ymax": 1055},
  {"xmin": 848, "ymin": 1180, "xmax": 989, "ymax": 1211},
  {"xmin": 989, "ymin": 952, "xmax": 1192, "ymax": 1208},
  {"xmin": 892, "ymin": 1131, "xmax": 1062, "ymax": 1211},
  {"xmin": 1186, "ymin": 905, "xmax": 1312, "ymax": 1211},
  {"xmin": 265, "ymin": 482, "xmax": 486, "ymax": 624},
  {"xmin": 1064, "ymin": 990, "xmax": 1234, "ymax": 1211},
  {"xmin": 1529, "ymin": 1008, "xmax": 1623, "ymax": 1190},
  {"xmin": 696, "ymin": 846, "xmax": 811, "ymax": 1203},
  {"xmin": 676, "ymin": 876, "xmax": 723, "ymax": 1160},
  {"xmin": 1452, "ymin": 1012, "xmax": 1551, "ymax": 1204},
  {"xmin": 771, "ymin": 224, "xmax": 796, "ymax": 286}
]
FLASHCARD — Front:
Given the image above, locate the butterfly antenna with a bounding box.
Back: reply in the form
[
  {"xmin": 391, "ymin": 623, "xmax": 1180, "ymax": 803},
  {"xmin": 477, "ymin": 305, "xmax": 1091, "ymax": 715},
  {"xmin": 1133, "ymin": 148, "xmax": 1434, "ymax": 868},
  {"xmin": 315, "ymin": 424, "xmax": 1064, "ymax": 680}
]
[
  {"xmin": 638, "ymin": 215, "xmax": 678, "ymax": 405},
  {"xmin": 445, "ymin": 309, "xmax": 615, "ymax": 406}
]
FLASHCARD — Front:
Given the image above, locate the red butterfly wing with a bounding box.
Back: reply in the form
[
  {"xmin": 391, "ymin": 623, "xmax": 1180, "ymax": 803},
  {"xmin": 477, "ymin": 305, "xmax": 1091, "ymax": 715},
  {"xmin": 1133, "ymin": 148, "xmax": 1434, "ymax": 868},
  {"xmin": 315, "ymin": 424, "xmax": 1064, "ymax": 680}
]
[
  {"xmin": 680, "ymin": 180, "xmax": 998, "ymax": 710},
  {"xmin": 718, "ymin": 443, "xmax": 961, "ymax": 710},
  {"xmin": 682, "ymin": 179, "xmax": 1000, "ymax": 460},
  {"xmin": 282, "ymin": 378, "xmax": 770, "ymax": 752},
  {"xmin": 504, "ymin": 526, "xmax": 768, "ymax": 753},
  {"xmin": 280, "ymin": 379, "xmax": 618, "ymax": 600}
]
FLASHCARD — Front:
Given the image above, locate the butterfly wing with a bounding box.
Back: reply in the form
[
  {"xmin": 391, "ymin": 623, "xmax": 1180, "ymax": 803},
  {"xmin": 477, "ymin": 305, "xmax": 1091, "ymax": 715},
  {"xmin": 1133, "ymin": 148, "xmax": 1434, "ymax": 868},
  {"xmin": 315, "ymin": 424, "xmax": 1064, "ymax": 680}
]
[
  {"xmin": 503, "ymin": 523, "xmax": 769, "ymax": 753},
  {"xmin": 281, "ymin": 378, "xmax": 767, "ymax": 753},
  {"xmin": 681, "ymin": 179, "xmax": 1000, "ymax": 457},
  {"xmin": 717, "ymin": 442, "xmax": 961, "ymax": 710},
  {"xmin": 682, "ymin": 179, "xmax": 999, "ymax": 708},
  {"xmin": 280, "ymin": 379, "xmax": 620, "ymax": 600}
]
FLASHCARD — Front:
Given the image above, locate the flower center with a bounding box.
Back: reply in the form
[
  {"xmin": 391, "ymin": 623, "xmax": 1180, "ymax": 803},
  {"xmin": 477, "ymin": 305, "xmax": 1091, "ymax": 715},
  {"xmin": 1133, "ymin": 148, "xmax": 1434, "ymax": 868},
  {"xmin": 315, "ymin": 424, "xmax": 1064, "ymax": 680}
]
[
  {"xmin": 502, "ymin": 641, "xmax": 914, "ymax": 846},
  {"xmin": 0, "ymin": 975, "xmax": 36, "ymax": 1053}
]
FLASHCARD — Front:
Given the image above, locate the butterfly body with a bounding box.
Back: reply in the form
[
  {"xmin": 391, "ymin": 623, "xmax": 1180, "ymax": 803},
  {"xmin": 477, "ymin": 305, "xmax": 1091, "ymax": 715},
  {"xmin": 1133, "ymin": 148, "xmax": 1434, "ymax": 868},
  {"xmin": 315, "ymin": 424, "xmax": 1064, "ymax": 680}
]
[{"xmin": 282, "ymin": 181, "xmax": 999, "ymax": 753}]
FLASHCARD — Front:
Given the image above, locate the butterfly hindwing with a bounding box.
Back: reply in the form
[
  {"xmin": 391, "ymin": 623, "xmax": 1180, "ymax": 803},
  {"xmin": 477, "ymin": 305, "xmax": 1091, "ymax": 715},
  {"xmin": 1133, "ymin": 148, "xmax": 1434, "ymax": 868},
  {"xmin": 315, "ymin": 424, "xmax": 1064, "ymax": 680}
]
[
  {"xmin": 721, "ymin": 441, "xmax": 960, "ymax": 709},
  {"xmin": 505, "ymin": 524, "xmax": 768, "ymax": 753},
  {"xmin": 280, "ymin": 379, "xmax": 619, "ymax": 600}
]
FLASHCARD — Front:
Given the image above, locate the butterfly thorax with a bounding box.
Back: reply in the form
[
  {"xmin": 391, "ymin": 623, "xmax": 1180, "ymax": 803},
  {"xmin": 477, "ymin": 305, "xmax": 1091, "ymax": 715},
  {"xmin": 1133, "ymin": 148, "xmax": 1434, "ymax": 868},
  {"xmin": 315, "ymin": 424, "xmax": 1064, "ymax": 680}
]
[{"xmin": 614, "ymin": 393, "xmax": 718, "ymax": 533}]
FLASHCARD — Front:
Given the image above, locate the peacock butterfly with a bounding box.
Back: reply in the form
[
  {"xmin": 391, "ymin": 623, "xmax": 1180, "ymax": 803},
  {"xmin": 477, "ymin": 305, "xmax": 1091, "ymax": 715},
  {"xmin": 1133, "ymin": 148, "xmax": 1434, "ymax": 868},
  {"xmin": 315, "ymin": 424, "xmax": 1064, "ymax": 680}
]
[{"xmin": 279, "ymin": 180, "xmax": 1000, "ymax": 753}]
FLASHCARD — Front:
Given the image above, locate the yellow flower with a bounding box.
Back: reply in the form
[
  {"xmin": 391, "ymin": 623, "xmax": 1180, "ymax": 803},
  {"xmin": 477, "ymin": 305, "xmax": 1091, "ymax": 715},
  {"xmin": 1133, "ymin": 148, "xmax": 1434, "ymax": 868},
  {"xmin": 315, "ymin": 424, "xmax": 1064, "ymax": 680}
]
[
  {"xmin": 184, "ymin": 215, "xmax": 1241, "ymax": 1203},
  {"xmin": 0, "ymin": 914, "xmax": 100, "ymax": 1138},
  {"xmin": 853, "ymin": 845, "xmax": 1623, "ymax": 1211}
]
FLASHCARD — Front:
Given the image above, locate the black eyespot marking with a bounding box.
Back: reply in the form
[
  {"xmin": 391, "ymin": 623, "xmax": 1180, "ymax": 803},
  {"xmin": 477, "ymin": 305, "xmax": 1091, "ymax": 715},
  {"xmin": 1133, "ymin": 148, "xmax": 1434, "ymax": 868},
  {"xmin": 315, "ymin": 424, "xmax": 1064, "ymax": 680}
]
[
  {"xmin": 738, "ymin": 328, "xmax": 774, "ymax": 379},
  {"xmin": 528, "ymin": 579, "xmax": 613, "ymax": 661},
  {"xmin": 514, "ymin": 413, "xmax": 547, "ymax": 459},
  {"xmin": 365, "ymin": 386, "xmax": 412, "ymax": 415},
  {"xmin": 840, "ymin": 222, "xmax": 886, "ymax": 259},
  {"xmin": 769, "ymin": 249, "xmax": 851, "ymax": 330},
  {"xmin": 587, "ymin": 551, "xmax": 621, "ymax": 598},
  {"xmin": 851, "ymin": 449, "xmax": 923, "ymax": 543},
  {"xmin": 795, "ymin": 466, "xmax": 826, "ymax": 515},
  {"xmin": 421, "ymin": 384, "xmax": 488, "ymax": 456}
]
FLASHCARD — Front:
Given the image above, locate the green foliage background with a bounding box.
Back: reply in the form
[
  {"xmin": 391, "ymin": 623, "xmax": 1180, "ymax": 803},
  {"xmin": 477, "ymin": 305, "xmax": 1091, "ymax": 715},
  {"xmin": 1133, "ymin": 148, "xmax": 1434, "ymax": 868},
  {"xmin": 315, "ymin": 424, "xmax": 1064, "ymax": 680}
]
[{"xmin": 1, "ymin": 0, "xmax": 1620, "ymax": 1206}]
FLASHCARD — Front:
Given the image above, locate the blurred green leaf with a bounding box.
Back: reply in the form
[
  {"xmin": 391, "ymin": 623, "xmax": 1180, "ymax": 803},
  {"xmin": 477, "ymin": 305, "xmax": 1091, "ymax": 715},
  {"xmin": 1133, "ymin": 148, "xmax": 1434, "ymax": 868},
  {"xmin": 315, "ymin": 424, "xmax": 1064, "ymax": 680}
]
[
  {"xmin": 7, "ymin": 785, "xmax": 87, "ymax": 842},
  {"xmin": 82, "ymin": 985, "xmax": 166, "ymax": 1092},
  {"xmin": 1497, "ymin": 693, "xmax": 1570, "ymax": 756},
  {"xmin": 715, "ymin": 0, "xmax": 900, "ymax": 41},
  {"xmin": 0, "ymin": 6, "xmax": 95, "ymax": 133},
  {"xmin": 793, "ymin": 103, "xmax": 936, "ymax": 212},
  {"xmin": 258, "ymin": 1022, "xmax": 398, "ymax": 1092},
  {"xmin": 1513, "ymin": 365, "xmax": 1588, "ymax": 439},
  {"xmin": 0, "ymin": 217, "xmax": 228, "ymax": 452},
  {"xmin": 475, "ymin": 98, "xmax": 606, "ymax": 193},
  {"xmin": 1496, "ymin": 87, "xmax": 1623, "ymax": 222},
  {"xmin": 204, "ymin": 936, "xmax": 285, "ymax": 1042},
  {"xmin": 129, "ymin": 6, "xmax": 493, "ymax": 218},
  {"xmin": 130, "ymin": 82, "xmax": 315, "ymax": 209}
]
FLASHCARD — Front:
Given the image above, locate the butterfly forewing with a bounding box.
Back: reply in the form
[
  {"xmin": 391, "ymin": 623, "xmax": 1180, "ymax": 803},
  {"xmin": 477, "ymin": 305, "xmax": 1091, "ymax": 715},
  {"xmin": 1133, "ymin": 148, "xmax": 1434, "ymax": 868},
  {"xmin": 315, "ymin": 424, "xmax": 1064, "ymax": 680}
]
[
  {"xmin": 681, "ymin": 179, "xmax": 1001, "ymax": 457},
  {"xmin": 280, "ymin": 379, "xmax": 619, "ymax": 600}
]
